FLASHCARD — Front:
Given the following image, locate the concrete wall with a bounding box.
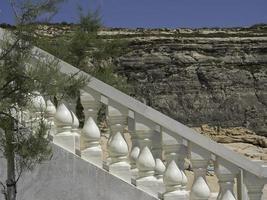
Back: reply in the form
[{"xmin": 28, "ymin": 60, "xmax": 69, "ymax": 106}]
[{"xmin": 0, "ymin": 145, "xmax": 157, "ymax": 200}]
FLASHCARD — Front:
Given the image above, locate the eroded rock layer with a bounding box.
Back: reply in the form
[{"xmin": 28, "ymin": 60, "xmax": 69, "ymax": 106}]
[
  {"xmin": 107, "ymin": 27, "xmax": 267, "ymax": 136},
  {"xmin": 22, "ymin": 24, "xmax": 267, "ymax": 136}
]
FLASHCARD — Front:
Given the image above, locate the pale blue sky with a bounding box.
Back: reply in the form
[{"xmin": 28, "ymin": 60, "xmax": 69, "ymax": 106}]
[{"xmin": 0, "ymin": 0, "xmax": 267, "ymax": 28}]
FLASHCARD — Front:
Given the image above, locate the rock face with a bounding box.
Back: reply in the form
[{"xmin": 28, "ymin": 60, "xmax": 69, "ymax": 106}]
[
  {"xmin": 194, "ymin": 124, "xmax": 267, "ymax": 148},
  {"xmin": 107, "ymin": 27, "xmax": 267, "ymax": 136},
  {"xmin": 25, "ymin": 24, "xmax": 267, "ymax": 136}
]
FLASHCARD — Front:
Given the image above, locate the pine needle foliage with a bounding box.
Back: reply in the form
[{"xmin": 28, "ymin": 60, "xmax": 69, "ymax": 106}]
[{"xmin": 0, "ymin": 1, "xmax": 88, "ymax": 200}]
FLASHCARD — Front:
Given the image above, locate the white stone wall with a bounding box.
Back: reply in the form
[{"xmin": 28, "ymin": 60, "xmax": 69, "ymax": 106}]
[{"xmin": 0, "ymin": 144, "xmax": 157, "ymax": 200}]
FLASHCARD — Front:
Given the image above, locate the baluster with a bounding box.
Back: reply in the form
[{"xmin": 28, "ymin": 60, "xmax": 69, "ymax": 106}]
[
  {"xmin": 129, "ymin": 146, "xmax": 140, "ymax": 177},
  {"xmin": 80, "ymin": 89, "xmax": 101, "ymax": 122},
  {"xmin": 81, "ymin": 117, "xmax": 102, "ymax": 166},
  {"xmin": 214, "ymin": 158, "xmax": 238, "ymax": 200},
  {"xmin": 128, "ymin": 113, "xmax": 140, "ymax": 174},
  {"xmin": 161, "ymin": 133, "xmax": 189, "ymax": 199},
  {"xmin": 54, "ymin": 103, "xmax": 78, "ymax": 153},
  {"xmin": 151, "ymin": 127, "xmax": 163, "ymax": 160},
  {"xmin": 30, "ymin": 92, "xmax": 46, "ymax": 130},
  {"xmin": 155, "ymin": 158, "xmax": 166, "ymax": 179},
  {"xmin": 132, "ymin": 146, "xmax": 158, "ymax": 195},
  {"xmin": 45, "ymin": 100, "xmax": 56, "ymax": 137},
  {"xmin": 189, "ymin": 144, "xmax": 211, "ymax": 200},
  {"xmin": 131, "ymin": 115, "xmax": 164, "ymax": 197},
  {"xmin": 129, "ymin": 120, "xmax": 153, "ymax": 178},
  {"xmin": 103, "ymin": 104, "xmax": 131, "ymax": 182},
  {"xmin": 161, "ymin": 160, "xmax": 183, "ymax": 200},
  {"xmin": 244, "ymin": 171, "xmax": 265, "ymax": 200},
  {"xmin": 152, "ymin": 127, "xmax": 165, "ymax": 183},
  {"xmin": 71, "ymin": 111, "xmax": 81, "ymax": 156},
  {"xmin": 80, "ymin": 90, "xmax": 102, "ymax": 167}
]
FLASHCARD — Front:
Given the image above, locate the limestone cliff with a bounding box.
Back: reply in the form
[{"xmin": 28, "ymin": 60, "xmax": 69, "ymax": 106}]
[
  {"xmin": 19, "ymin": 24, "xmax": 267, "ymax": 136},
  {"xmin": 103, "ymin": 27, "xmax": 267, "ymax": 136}
]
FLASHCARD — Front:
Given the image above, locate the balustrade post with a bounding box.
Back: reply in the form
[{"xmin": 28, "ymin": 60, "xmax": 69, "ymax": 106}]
[
  {"xmin": 80, "ymin": 89, "xmax": 101, "ymax": 122},
  {"xmin": 189, "ymin": 144, "xmax": 211, "ymax": 200},
  {"xmin": 103, "ymin": 104, "xmax": 131, "ymax": 182},
  {"xmin": 128, "ymin": 114, "xmax": 140, "ymax": 173},
  {"xmin": 29, "ymin": 92, "xmax": 46, "ymax": 131},
  {"xmin": 54, "ymin": 103, "xmax": 78, "ymax": 153},
  {"xmin": 45, "ymin": 100, "xmax": 56, "ymax": 137},
  {"xmin": 151, "ymin": 128, "xmax": 163, "ymax": 160},
  {"xmin": 130, "ymin": 121, "xmax": 153, "ymax": 174},
  {"xmin": 131, "ymin": 115, "xmax": 164, "ymax": 197},
  {"xmin": 155, "ymin": 158, "xmax": 166, "ymax": 179},
  {"xmin": 215, "ymin": 158, "xmax": 238, "ymax": 200},
  {"xmin": 161, "ymin": 160, "xmax": 184, "ymax": 200},
  {"xmin": 71, "ymin": 111, "xmax": 81, "ymax": 156},
  {"xmin": 244, "ymin": 171, "xmax": 265, "ymax": 200},
  {"xmin": 161, "ymin": 133, "xmax": 189, "ymax": 200},
  {"xmin": 80, "ymin": 90, "xmax": 102, "ymax": 167}
]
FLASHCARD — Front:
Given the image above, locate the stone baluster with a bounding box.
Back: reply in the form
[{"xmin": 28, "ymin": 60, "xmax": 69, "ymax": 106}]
[
  {"xmin": 244, "ymin": 170, "xmax": 266, "ymax": 200},
  {"xmin": 29, "ymin": 92, "xmax": 46, "ymax": 130},
  {"xmin": 151, "ymin": 127, "xmax": 163, "ymax": 161},
  {"xmin": 189, "ymin": 144, "xmax": 211, "ymax": 200},
  {"xmin": 54, "ymin": 103, "xmax": 78, "ymax": 153},
  {"xmin": 215, "ymin": 158, "xmax": 238, "ymax": 200},
  {"xmin": 155, "ymin": 158, "xmax": 166, "ymax": 179},
  {"xmin": 128, "ymin": 113, "xmax": 140, "ymax": 172},
  {"xmin": 129, "ymin": 121, "xmax": 153, "ymax": 175},
  {"xmin": 71, "ymin": 111, "xmax": 81, "ymax": 156},
  {"xmin": 80, "ymin": 89, "xmax": 101, "ymax": 122},
  {"xmin": 103, "ymin": 104, "xmax": 131, "ymax": 182},
  {"xmin": 161, "ymin": 132, "xmax": 189, "ymax": 199},
  {"xmin": 132, "ymin": 146, "xmax": 159, "ymax": 196},
  {"xmin": 31, "ymin": 92, "xmax": 46, "ymax": 113},
  {"xmin": 131, "ymin": 115, "xmax": 164, "ymax": 197},
  {"xmin": 129, "ymin": 146, "xmax": 140, "ymax": 179},
  {"xmin": 80, "ymin": 90, "xmax": 102, "ymax": 167},
  {"xmin": 81, "ymin": 117, "xmax": 102, "ymax": 166},
  {"xmin": 161, "ymin": 160, "xmax": 183, "ymax": 200},
  {"xmin": 45, "ymin": 100, "xmax": 56, "ymax": 137}
]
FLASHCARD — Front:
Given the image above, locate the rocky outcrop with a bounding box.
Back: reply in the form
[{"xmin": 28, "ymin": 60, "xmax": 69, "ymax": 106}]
[
  {"xmin": 108, "ymin": 27, "xmax": 267, "ymax": 136},
  {"xmin": 194, "ymin": 124, "xmax": 267, "ymax": 148},
  {"xmin": 23, "ymin": 24, "xmax": 267, "ymax": 136}
]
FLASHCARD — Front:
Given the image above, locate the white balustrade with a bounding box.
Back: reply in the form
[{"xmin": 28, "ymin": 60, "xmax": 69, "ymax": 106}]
[
  {"xmin": 29, "ymin": 92, "xmax": 46, "ymax": 130},
  {"xmin": 132, "ymin": 146, "xmax": 162, "ymax": 196},
  {"xmin": 80, "ymin": 89, "xmax": 101, "ymax": 122},
  {"xmin": 129, "ymin": 120, "xmax": 153, "ymax": 178},
  {"xmin": 215, "ymin": 158, "xmax": 238, "ymax": 200},
  {"xmin": 80, "ymin": 90, "xmax": 102, "ymax": 167},
  {"xmin": 128, "ymin": 113, "xmax": 140, "ymax": 172},
  {"xmin": 129, "ymin": 146, "xmax": 140, "ymax": 172},
  {"xmin": 131, "ymin": 116, "xmax": 164, "ymax": 196},
  {"xmin": 71, "ymin": 111, "xmax": 81, "ymax": 155},
  {"xmin": 45, "ymin": 100, "xmax": 56, "ymax": 137},
  {"xmin": 104, "ymin": 104, "xmax": 131, "ymax": 182},
  {"xmin": 1, "ymin": 28, "xmax": 267, "ymax": 200},
  {"xmin": 81, "ymin": 117, "xmax": 102, "ymax": 166},
  {"xmin": 31, "ymin": 92, "xmax": 46, "ymax": 112},
  {"xmin": 155, "ymin": 158, "xmax": 166, "ymax": 179},
  {"xmin": 161, "ymin": 160, "xmax": 184, "ymax": 200},
  {"xmin": 54, "ymin": 103, "xmax": 78, "ymax": 153},
  {"xmin": 190, "ymin": 144, "xmax": 211, "ymax": 200},
  {"xmin": 244, "ymin": 170, "xmax": 266, "ymax": 200},
  {"xmin": 162, "ymin": 133, "xmax": 189, "ymax": 200}
]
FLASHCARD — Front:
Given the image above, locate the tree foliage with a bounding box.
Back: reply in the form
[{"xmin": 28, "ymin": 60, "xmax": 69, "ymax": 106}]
[
  {"xmin": 35, "ymin": 7, "xmax": 131, "ymax": 93},
  {"xmin": 0, "ymin": 1, "xmax": 87, "ymax": 200}
]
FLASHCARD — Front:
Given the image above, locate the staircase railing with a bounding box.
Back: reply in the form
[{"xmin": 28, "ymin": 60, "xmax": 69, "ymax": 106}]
[{"xmin": 1, "ymin": 27, "xmax": 267, "ymax": 200}]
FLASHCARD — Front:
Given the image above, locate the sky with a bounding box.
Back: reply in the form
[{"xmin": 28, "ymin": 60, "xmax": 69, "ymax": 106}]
[{"xmin": 0, "ymin": 0, "xmax": 267, "ymax": 28}]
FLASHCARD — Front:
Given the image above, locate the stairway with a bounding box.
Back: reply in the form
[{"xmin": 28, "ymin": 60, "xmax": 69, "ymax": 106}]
[{"xmin": 0, "ymin": 27, "xmax": 266, "ymax": 200}]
